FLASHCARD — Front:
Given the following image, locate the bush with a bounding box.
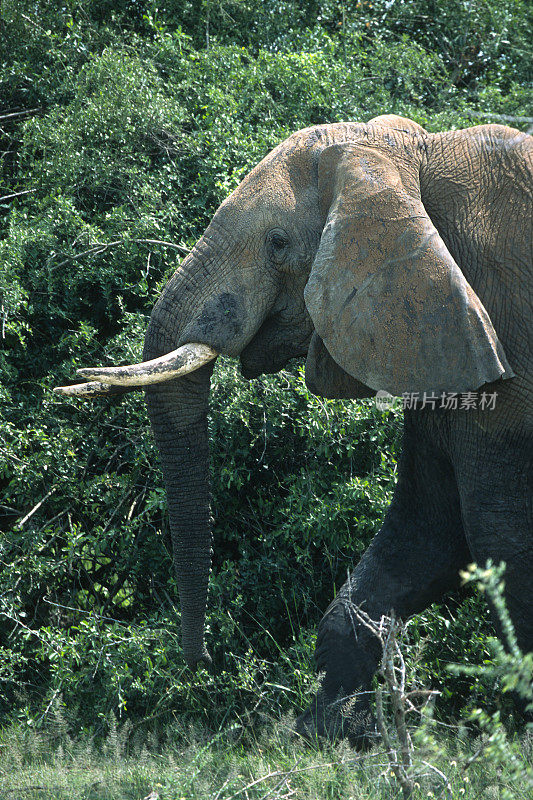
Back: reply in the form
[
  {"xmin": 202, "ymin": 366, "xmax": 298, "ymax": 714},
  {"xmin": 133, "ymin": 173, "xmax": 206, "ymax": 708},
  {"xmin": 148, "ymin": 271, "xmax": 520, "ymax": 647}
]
[{"xmin": 1, "ymin": 356, "xmax": 400, "ymax": 730}]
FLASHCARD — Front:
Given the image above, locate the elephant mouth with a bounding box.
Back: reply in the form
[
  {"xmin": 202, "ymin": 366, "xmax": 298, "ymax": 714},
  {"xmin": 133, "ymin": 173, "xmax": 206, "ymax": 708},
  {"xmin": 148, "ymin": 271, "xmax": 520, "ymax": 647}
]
[
  {"xmin": 239, "ymin": 335, "xmax": 312, "ymax": 380},
  {"xmin": 239, "ymin": 355, "xmax": 292, "ymax": 380}
]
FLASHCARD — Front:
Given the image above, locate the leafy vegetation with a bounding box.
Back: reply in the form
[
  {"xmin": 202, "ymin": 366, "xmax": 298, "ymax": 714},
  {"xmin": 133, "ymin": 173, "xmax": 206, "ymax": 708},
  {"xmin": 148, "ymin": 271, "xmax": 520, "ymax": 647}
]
[
  {"xmin": 0, "ymin": 0, "xmax": 531, "ymax": 790},
  {"xmin": 0, "ymin": 567, "xmax": 530, "ymax": 799}
]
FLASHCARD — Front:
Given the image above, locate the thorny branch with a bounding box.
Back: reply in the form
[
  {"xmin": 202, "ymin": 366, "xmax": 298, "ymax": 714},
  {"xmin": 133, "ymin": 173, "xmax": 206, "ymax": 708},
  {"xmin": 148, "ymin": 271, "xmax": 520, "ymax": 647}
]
[{"xmin": 346, "ymin": 600, "xmax": 446, "ymax": 799}]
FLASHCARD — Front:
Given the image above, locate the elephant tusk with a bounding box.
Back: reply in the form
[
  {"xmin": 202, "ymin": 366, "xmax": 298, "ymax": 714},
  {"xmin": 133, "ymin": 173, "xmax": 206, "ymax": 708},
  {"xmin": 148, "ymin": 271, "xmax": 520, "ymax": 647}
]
[
  {"xmin": 54, "ymin": 381, "xmax": 132, "ymax": 397},
  {"xmin": 74, "ymin": 342, "xmax": 218, "ymax": 386}
]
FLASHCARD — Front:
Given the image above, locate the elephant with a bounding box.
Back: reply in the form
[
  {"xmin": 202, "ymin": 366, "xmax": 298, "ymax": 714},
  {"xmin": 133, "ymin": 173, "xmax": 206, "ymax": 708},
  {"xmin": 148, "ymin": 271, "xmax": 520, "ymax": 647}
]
[{"xmin": 56, "ymin": 114, "xmax": 533, "ymax": 743}]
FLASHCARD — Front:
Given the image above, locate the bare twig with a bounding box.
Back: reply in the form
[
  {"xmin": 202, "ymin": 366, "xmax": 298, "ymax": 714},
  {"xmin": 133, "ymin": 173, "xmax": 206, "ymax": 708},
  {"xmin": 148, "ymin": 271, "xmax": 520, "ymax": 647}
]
[
  {"xmin": 99, "ymin": 492, "xmax": 132, "ymax": 537},
  {"xmin": 346, "ymin": 599, "xmax": 452, "ymax": 799},
  {"xmin": 37, "ymin": 687, "xmax": 62, "ymax": 724},
  {"xmin": 213, "ymin": 775, "xmax": 233, "ymax": 800},
  {"xmin": 34, "ymin": 510, "xmax": 67, "ymax": 538},
  {"xmin": 224, "ymin": 758, "xmax": 370, "ymax": 800},
  {"xmin": 367, "ymin": 615, "xmax": 413, "ymax": 797},
  {"xmin": 0, "ymin": 610, "xmax": 41, "ymax": 638},
  {"xmin": 381, "ymin": 615, "xmax": 412, "ymax": 772},
  {"xmin": 0, "ymin": 108, "xmax": 41, "ymax": 123},
  {"xmin": 53, "ymin": 237, "xmax": 190, "ymax": 269},
  {"xmin": 0, "ymin": 189, "xmax": 36, "ymax": 203},
  {"xmin": 0, "ymin": 446, "xmax": 23, "ymax": 464},
  {"xmin": 42, "ymin": 597, "xmax": 126, "ymax": 625},
  {"xmin": 421, "ymin": 760, "xmax": 453, "ymax": 799},
  {"xmin": 15, "ymin": 486, "xmax": 57, "ymax": 529},
  {"xmin": 257, "ymin": 758, "xmax": 302, "ymax": 800},
  {"xmin": 461, "ymin": 742, "xmax": 488, "ymax": 771},
  {"xmin": 132, "ymin": 237, "xmax": 191, "ymax": 252},
  {"xmin": 53, "ymin": 240, "xmax": 125, "ymax": 268}
]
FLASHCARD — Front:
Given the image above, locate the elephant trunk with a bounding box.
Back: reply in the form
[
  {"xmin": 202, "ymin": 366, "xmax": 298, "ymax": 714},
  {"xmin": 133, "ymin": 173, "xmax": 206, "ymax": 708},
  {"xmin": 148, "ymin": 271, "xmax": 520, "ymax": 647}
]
[
  {"xmin": 141, "ymin": 248, "xmax": 222, "ymax": 668},
  {"xmin": 144, "ymin": 363, "xmax": 216, "ymax": 668},
  {"xmin": 141, "ymin": 221, "xmax": 271, "ymax": 665},
  {"xmin": 141, "ymin": 231, "xmax": 251, "ymax": 667}
]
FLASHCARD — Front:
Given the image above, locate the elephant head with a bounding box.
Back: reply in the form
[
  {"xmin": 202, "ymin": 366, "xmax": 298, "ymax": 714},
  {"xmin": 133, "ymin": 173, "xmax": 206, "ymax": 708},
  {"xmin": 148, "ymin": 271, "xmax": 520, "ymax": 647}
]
[{"xmin": 57, "ymin": 115, "xmax": 513, "ymax": 670}]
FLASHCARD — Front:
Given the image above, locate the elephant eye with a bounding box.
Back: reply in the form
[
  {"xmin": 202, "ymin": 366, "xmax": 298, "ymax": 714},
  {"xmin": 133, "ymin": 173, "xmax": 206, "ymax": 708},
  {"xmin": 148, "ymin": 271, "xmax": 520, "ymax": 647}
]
[
  {"xmin": 267, "ymin": 228, "xmax": 289, "ymax": 264},
  {"xmin": 271, "ymin": 233, "xmax": 287, "ymax": 249}
]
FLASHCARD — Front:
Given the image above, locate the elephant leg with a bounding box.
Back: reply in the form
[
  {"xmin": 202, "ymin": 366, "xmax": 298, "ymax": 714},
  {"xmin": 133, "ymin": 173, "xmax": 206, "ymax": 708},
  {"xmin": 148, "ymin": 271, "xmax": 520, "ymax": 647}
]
[
  {"xmin": 453, "ymin": 426, "xmax": 533, "ymax": 656},
  {"xmin": 295, "ymin": 411, "xmax": 471, "ymax": 745}
]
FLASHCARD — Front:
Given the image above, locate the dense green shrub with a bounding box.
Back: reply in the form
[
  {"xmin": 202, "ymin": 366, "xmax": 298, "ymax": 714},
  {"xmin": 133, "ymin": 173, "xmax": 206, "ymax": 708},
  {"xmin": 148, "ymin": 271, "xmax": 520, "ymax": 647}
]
[
  {"xmin": 1, "ymin": 0, "xmax": 531, "ymax": 735},
  {"xmin": 0, "ymin": 355, "xmax": 400, "ymax": 728}
]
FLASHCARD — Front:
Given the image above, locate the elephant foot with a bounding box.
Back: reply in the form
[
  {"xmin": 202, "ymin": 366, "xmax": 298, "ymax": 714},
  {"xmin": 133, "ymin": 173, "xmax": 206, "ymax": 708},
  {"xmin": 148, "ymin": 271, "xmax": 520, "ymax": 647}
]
[
  {"xmin": 294, "ymin": 689, "xmax": 377, "ymax": 749},
  {"xmin": 184, "ymin": 647, "xmax": 212, "ymax": 671}
]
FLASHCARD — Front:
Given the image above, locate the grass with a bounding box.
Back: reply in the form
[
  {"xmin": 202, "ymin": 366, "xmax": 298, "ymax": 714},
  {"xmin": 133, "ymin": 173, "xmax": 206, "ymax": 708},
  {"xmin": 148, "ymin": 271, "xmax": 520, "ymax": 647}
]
[{"xmin": 1, "ymin": 718, "xmax": 531, "ymax": 800}]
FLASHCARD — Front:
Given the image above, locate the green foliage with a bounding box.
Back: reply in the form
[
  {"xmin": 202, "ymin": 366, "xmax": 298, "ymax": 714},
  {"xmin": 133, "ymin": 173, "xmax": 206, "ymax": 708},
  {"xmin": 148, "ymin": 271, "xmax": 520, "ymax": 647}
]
[
  {"xmin": 404, "ymin": 593, "xmax": 497, "ymax": 717},
  {"xmin": 0, "ymin": 356, "xmax": 399, "ymax": 730},
  {"xmin": 412, "ymin": 565, "xmax": 533, "ymax": 800},
  {"xmin": 0, "ymin": 0, "xmax": 531, "ymax": 743},
  {"xmin": 452, "ymin": 563, "xmax": 533, "ymax": 712}
]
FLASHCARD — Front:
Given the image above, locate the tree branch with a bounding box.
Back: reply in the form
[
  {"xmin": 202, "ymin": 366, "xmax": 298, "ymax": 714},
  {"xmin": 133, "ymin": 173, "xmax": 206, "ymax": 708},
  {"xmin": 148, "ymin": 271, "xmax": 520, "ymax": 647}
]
[
  {"xmin": 54, "ymin": 238, "xmax": 191, "ymax": 269},
  {"xmin": 0, "ymin": 109, "xmax": 41, "ymax": 123},
  {"xmin": 0, "ymin": 189, "xmax": 36, "ymax": 203}
]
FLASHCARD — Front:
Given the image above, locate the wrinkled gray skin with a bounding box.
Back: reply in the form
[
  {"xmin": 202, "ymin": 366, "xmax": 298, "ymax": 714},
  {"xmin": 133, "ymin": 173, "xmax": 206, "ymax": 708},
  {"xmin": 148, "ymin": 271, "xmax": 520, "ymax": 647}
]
[{"xmin": 143, "ymin": 115, "xmax": 532, "ymax": 744}]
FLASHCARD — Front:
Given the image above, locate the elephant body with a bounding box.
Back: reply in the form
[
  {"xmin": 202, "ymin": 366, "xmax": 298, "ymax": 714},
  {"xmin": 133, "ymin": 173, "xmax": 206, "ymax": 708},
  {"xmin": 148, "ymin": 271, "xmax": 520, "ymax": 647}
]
[
  {"xmin": 301, "ymin": 123, "xmax": 532, "ymax": 741},
  {"xmin": 71, "ymin": 115, "xmax": 532, "ymax": 742}
]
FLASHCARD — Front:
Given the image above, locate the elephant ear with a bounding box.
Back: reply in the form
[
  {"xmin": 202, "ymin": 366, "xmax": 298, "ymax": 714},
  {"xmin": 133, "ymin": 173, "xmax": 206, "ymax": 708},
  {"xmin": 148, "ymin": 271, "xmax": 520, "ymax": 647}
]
[
  {"xmin": 305, "ymin": 332, "xmax": 375, "ymax": 399},
  {"xmin": 304, "ymin": 143, "xmax": 514, "ymax": 395}
]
